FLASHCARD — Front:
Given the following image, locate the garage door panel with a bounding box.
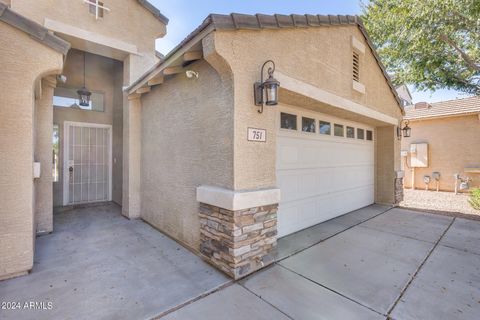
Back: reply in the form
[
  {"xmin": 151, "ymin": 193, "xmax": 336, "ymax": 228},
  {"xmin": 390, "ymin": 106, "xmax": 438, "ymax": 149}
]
[
  {"xmin": 277, "ymin": 109, "xmax": 375, "ymax": 238},
  {"xmin": 277, "ymin": 204, "xmax": 300, "ymax": 236}
]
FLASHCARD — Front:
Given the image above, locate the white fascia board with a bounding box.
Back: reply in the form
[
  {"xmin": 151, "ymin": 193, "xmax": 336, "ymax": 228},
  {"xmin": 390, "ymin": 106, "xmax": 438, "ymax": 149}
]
[
  {"xmin": 197, "ymin": 185, "xmax": 281, "ymax": 211},
  {"xmin": 276, "ymin": 71, "xmax": 398, "ymax": 126}
]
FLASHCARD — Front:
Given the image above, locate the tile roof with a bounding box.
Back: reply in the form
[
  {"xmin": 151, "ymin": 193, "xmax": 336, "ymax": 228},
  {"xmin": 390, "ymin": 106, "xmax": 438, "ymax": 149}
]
[
  {"xmin": 137, "ymin": 0, "xmax": 169, "ymax": 25},
  {"xmin": 129, "ymin": 13, "xmax": 403, "ymax": 113},
  {"xmin": 405, "ymin": 96, "xmax": 480, "ymax": 120},
  {"xmin": 0, "ymin": 2, "xmax": 70, "ymax": 55}
]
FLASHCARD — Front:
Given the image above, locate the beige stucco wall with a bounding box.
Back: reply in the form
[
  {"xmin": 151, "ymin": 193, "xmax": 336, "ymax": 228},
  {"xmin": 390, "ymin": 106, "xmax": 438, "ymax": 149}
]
[
  {"xmin": 34, "ymin": 78, "xmax": 56, "ymax": 234},
  {"xmin": 140, "ymin": 59, "xmax": 234, "ymax": 249},
  {"xmin": 375, "ymin": 125, "xmax": 400, "ymax": 204},
  {"xmin": 10, "ymin": 0, "xmax": 165, "ymax": 83},
  {"xmin": 0, "ymin": 23, "xmax": 64, "ymax": 280},
  {"xmin": 53, "ymin": 49, "xmax": 123, "ymax": 207},
  {"xmin": 402, "ymin": 115, "xmax": 480, "ymax": 191},
  {"xmin": 210, "ymin": 26, "xmax": 403, "ymax": 191}
]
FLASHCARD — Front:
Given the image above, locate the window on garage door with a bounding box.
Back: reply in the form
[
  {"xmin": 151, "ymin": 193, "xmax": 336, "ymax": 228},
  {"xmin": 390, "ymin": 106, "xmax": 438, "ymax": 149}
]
[
  {"xmin": 302, "ymin": 117, "xmax": 315, "ymax": 133},
  {"xmin": 366, "ymin": 130, "xmax": 373, "ymax": 141},
  {"xmin": 319, "ymin": 121, "xmax": 331, "ymax": 135},
  {"xmin": 346, "ymin": 126, "xmax": 355, "ymax": 138},
  {"xmin": 357, "ymin": 128, "xmax": 365, "ymax": 139},
  {"xmin": 334, "ymin": 124, "xmax": 344, "ymax": 137},
  {"xmin": 280, "ymin": 112, "xmax": 297, "ymax": 130}
]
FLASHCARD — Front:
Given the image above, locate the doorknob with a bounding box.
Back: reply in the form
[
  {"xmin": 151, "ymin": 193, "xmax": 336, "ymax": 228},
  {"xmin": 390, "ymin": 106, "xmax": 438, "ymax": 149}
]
[{"xmin": 69, "ymin": 166, "xmax": 74, "ymax": 172}]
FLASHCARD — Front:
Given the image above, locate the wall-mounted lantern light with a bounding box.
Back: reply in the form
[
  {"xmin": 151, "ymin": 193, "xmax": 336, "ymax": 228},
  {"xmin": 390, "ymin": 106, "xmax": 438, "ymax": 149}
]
[
  {"xmin": 254, "ymin": 60, "xmax": 280, "ymax": 113},
  {"xmin": 77, "ymin": 51, "xmax": 91, "ymax": 107},
  {"xmin": 397, "ymin": 120, "xmax": 411, "ymax": 140}
]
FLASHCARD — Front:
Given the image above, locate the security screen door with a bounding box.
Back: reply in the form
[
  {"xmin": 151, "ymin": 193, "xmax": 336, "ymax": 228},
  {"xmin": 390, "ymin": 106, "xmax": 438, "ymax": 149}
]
[{"xmin": 63, "ymin": 122, "xmax": 112, "ymax": 205}]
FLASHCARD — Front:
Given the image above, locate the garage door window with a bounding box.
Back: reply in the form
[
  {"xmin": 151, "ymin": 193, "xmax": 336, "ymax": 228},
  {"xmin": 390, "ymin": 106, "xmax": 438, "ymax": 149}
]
[
  {"xmin": 281, "ymin": 112, "xmax": 297, "ymax": 130},
  {"xmin": 334, "ymin": 124, "xmax": 344, "ymax": 137},
  {"xmin": 319, "ymin": 121, "xmax": 331, "ymax": 135},
  {"xmin": 366, "ymin": 130, "xmax": 373, "ymax": 141},
  {"xmin": 357, "ymin": 128, "xmax": 365, "ymax": 139},
  {"xmin": 346, "ymin": 126, "xmax": 355, "ymax": 138},
  {"xmin": 302, "ymin": 117, "xmax": 315, "ymax": 133}
]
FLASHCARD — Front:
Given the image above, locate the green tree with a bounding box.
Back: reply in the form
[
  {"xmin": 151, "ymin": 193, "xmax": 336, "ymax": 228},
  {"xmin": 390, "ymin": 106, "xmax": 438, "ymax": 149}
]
[{"xmin": 362, "ymin": 0, "xmax": 480, "ymax": 95}]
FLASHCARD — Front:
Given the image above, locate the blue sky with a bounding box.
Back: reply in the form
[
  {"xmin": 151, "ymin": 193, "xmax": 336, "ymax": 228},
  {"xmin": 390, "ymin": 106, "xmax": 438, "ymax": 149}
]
[{"xmin": 150, "ymin": 0, "xmax": 468, "ymax": 103}]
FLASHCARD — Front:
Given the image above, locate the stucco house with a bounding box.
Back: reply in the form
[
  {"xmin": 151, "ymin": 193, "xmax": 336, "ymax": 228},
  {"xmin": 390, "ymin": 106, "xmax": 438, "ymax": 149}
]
[
  {"xmin": 402, "ymin": 97, "xmax": 480, "ymax": 192},
  {"xmin": 0, "ymin": 0, "xmax": 404, "ymax": 281}
]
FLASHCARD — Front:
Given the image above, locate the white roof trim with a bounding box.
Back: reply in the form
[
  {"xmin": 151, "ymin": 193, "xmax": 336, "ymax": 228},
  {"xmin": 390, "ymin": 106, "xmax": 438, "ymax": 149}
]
[
  {"xmin": 276, "ymin": 71, "xmax": 399, "ymax": 125},
  {"xmin": 197, "ymin": 186, "xmax": 281, "ymax": 211},
  {"xmin": 45, "ymin": 18, "xmax": 138, "ymax": 55}
]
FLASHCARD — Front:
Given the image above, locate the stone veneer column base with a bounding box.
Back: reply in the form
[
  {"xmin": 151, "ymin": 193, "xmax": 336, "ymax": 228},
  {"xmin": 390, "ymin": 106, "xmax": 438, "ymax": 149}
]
[{"xmin": 199, "ymin": 203, "xmax": 278, "ymax": 279}]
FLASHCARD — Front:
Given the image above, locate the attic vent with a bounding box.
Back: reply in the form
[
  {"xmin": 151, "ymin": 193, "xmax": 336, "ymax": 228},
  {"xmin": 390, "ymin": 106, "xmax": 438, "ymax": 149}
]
[
  {"xmin": 414, "ymin": 102, "xmax": 432, "ymax": 110},
  {"xmin": 353, "ymin": 52, "xmax": 360, "ymax": 82}
]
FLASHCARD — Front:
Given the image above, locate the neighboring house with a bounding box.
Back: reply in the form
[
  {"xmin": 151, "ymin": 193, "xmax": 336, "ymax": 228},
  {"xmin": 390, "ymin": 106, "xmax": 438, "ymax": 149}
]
[
  {"xmin": 395, "ymin": 84, "xmax": 413, "ymax": 107},
  {"xmin": 0, "ymin": 0, "xmax": 404, "ymax": 281},
  {"xmin": 402, "ymin": 97, "xmax": 480, "ymax": 192}
]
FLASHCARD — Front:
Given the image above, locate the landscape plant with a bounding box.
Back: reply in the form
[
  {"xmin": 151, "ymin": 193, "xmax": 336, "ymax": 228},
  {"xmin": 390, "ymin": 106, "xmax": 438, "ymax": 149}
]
[{"xmin": 469, "ymin": 188, "xmax": 480, "ymax": 210}]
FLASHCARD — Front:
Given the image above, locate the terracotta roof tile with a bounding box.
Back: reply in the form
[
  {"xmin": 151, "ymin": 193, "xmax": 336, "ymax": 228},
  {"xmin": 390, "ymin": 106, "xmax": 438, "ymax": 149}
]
[{"xmin": 405, "ymin": 96, "xmax": 480, "ymax": 120}]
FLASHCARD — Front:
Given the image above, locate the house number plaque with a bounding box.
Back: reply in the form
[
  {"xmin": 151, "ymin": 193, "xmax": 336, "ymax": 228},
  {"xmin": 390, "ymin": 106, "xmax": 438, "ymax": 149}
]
[{"xmin": 247, "ymin": 128, "xmax": 266, "ymax": 142}]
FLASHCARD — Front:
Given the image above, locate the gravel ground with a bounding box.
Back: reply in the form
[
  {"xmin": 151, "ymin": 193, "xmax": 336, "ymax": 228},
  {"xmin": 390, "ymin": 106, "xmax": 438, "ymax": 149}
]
[{"xmin": 400, "ymin": 189, "xmax": 480, "ymax": 220}]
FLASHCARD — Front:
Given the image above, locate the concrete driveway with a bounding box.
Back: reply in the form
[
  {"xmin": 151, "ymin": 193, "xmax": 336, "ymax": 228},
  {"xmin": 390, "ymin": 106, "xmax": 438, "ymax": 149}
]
[{"xmin": 163, "ymin": 206, "xmax": 480, "ymax": 320}]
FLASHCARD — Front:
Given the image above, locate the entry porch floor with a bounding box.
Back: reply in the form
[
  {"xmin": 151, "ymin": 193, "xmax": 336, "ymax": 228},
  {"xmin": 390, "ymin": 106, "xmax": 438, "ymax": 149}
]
[{"xmin": 0, "ymin": 203, "xmax": 230, "ymax": 320}]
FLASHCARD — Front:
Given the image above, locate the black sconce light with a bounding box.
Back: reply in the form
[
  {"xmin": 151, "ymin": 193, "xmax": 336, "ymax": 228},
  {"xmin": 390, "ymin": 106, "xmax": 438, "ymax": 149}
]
[
  {"xmin": 254, "ymin": 60, "xmax": 280, "ymax": 113},
  {"xmin": 397, "ymin": 120, "xmax": 411, "ymax": 140},
  {"xmin": 77, "ymin": 51, "xmax": 92, "ymax": 107}
]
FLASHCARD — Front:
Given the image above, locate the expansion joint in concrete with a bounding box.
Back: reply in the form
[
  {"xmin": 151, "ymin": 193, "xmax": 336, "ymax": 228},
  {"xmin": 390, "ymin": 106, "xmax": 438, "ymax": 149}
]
[{"xmin": 386, "ymin": 217, "xmax": 456, "ymax": 316}]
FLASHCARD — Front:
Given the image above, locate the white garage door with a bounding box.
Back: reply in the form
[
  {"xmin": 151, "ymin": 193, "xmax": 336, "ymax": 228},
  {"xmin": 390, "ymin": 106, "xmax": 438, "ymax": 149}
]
[{"xmin": 276, "ymin": 107, "xmax": 375, "ymax": 237}]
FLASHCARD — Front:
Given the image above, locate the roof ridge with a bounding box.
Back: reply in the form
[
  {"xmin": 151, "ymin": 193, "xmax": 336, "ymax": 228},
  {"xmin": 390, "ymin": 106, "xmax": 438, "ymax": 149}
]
[{"xmin": 430, "ymin": 95, "xmax": 479, "ymax": 106}]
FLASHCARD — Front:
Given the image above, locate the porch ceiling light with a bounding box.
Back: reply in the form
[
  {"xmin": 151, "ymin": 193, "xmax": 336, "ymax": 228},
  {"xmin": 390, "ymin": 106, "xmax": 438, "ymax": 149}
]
[
  {"xmin": 397, "ymin": 120, "xmax": 411, "ymax": 140},
  {"xmin": 254, "ymin": 60, "xmax": 280, "ymax": 113},
  {"xmin": 77, "ymin": 51, "xmax": 91, "ymax": 107}
]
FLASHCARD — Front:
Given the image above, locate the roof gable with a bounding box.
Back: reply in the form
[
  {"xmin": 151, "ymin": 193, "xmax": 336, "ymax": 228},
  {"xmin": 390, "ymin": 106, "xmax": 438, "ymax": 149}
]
[
  {"xmin": 206, "ymin": 13, "xmax": 402, "ymax": 113},
  {"xmin": 129, "ymin": 13, "xmax": 403, "ymax": 115}
]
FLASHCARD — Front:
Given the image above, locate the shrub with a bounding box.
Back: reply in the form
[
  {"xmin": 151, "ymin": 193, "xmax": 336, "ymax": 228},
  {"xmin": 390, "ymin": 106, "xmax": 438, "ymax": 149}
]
[{"xmin": 469, "ymin": 188, "xmax": 480, "ymax": 210}]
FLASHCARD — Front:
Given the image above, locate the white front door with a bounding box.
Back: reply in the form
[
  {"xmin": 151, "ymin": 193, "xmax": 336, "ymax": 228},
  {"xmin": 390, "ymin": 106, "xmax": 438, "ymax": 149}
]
[
  {"xmin": 276, "ymin": 106, "xmax": 375, "ymax": 237},
  {"xmin": 63, "ymin": 122, "xmax": 112, "ymax": 205}
]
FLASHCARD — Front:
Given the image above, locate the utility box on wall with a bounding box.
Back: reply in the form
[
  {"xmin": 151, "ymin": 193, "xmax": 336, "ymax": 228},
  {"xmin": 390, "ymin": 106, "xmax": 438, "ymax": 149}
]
[{"xmin": 410, "ymin": 143, "xmax": 428, "ymax": 168}]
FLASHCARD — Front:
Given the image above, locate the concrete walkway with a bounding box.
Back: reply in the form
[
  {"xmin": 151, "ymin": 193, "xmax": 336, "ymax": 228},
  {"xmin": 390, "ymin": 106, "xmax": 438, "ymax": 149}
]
[
  {"xmin": 0, "ymin": 204, "xmax": 230, "ymax": 320},
  {"xmin": 163, "ymin": 206, "xmax": 480, "ymax": 320}
]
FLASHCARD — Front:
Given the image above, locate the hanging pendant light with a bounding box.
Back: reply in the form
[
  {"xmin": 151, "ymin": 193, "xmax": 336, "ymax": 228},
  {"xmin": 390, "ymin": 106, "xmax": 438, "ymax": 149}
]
[{"xmin": 77, "ymin": 51, "xmax": 91, "ymax": 107}]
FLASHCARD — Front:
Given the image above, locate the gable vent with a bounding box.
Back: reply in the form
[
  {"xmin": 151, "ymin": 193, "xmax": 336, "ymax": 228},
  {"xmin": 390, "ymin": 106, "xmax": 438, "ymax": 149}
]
[{"xmin": 353, "ymin": 52, "xmax": 360, "ymax": 82}]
